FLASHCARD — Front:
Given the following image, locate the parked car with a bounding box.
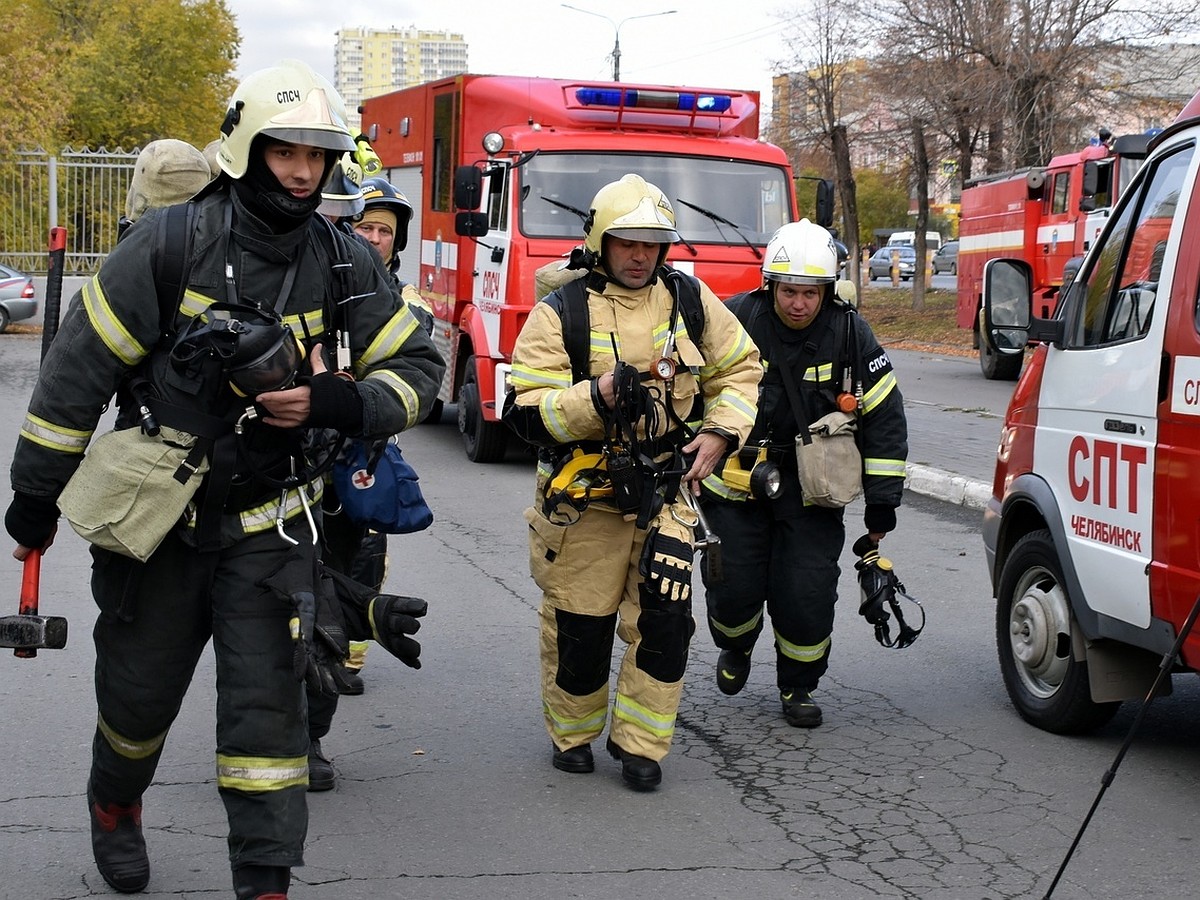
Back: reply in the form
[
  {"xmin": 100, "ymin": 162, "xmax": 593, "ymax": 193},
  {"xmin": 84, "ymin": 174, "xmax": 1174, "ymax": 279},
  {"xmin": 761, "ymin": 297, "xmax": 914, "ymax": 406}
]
[
  {"xmin": 868, "ymin": 245, "xmax": 917, "ymax": 281},
  {"xmin": 931, "ymin": 240, "xmax": 959, "ymax": 275},
  {"xmin": 0, "ymin": 264, "xmax": 38, "ymax": 332}
]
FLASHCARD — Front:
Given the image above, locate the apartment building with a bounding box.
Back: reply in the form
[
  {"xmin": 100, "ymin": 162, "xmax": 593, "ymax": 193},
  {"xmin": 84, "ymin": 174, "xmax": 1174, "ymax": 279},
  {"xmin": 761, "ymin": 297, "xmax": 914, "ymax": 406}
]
[{"xmin": 335, "ymin": 26, "xmax": 469, "ymax": 117}]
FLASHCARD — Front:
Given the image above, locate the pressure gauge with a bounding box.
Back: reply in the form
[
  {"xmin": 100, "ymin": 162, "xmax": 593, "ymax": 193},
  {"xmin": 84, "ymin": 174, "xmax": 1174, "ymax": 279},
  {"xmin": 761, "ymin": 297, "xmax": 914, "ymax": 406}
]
[{"xmin": 651, "ymin": 357, "xmax": 677, "ymax": 381}]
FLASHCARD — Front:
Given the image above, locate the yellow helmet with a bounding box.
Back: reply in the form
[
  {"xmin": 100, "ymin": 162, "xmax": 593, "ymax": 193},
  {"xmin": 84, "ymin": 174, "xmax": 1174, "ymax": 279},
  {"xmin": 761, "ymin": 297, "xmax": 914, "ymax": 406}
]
[
  {"xmin": 217, "ymin": 59, "xmax": 356, "ymax": 179},
  {"xmin": 583, "ymin": 173, "xmax": 680, "ymax": 256},
  {"xmin": 762, "ymin": 219, "xmax": 839, "ymax": 285}
]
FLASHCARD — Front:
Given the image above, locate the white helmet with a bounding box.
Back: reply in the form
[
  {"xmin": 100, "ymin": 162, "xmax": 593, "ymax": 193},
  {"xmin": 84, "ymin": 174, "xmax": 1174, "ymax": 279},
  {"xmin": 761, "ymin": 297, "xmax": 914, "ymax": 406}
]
[
  {"xmin": 217, "ymin": 59, "xmax": 356, "ymax": 179},
  {"xmin": 762, "ymin": 219, "xmax": 839, "ymax": 285}
]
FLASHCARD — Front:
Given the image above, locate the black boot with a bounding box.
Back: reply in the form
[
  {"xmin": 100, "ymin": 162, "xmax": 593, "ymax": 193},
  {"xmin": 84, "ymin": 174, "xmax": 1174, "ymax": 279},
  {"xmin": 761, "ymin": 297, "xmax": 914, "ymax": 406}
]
[
  {"xmin": 605, "ymin": 737, "xmax": 661, "ymax": 791},
  {"xmin": 780, "ymin": 688, "xmax": 823, "ymax": 727},
  {"xmin": 716, "ymin": 648, "xmax": 752, "ymax": 696},
  {"xmin": 88, "ymin": 782, "xmax": 150, "ymax": 893},
  {"xmin": 233, "ymin": 864, "xmax": 290, "ymax": 899},
  {"xmin": 552, "ymin": 743, "xmax": 594, "ymax": 773},
  {"xmin": 307, "ymin": 739, "xmax": 335, "ymax": 792}
]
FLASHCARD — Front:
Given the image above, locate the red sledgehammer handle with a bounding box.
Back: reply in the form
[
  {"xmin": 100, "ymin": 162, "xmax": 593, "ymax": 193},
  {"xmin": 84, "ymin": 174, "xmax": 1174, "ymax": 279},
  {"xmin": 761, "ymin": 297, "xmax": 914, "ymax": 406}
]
[{"xmin": 14, "ymin": 550, "xmax": 41, "ymax": 659}]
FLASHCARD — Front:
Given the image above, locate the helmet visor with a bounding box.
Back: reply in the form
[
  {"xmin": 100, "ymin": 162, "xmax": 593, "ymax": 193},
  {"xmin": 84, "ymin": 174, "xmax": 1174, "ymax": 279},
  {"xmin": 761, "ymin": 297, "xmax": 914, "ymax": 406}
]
[{"xmin": 606, "ymin": 225, "xmax": 679, "ymax": 244}]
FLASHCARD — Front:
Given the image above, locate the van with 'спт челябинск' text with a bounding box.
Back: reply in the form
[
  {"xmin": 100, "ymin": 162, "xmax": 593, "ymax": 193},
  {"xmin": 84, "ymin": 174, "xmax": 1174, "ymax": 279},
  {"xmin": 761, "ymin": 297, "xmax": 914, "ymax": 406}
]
[{"xmin": 979, "ymin": 85, "xmax": 1200, "ymax": 739}]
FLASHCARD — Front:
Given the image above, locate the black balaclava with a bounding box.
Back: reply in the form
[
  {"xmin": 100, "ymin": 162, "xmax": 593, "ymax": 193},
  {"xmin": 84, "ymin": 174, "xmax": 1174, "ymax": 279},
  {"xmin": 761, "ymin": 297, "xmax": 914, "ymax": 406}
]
[{"xmin": 232, "ymin": 134, "xmax": 335, "ymax": 232}]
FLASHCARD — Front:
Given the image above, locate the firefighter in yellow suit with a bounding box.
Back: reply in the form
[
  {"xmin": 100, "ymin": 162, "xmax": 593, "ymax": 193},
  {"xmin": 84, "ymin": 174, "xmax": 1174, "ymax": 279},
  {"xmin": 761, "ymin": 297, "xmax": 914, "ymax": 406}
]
[{"xmin": 505, "ymin": 174, "xmax": 761, "ymax": 791}]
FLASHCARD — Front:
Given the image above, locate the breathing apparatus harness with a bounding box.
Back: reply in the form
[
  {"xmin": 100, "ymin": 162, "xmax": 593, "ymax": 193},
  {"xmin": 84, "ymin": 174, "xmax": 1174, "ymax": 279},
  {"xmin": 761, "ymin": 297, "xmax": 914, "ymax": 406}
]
[
  {"xmin": 540, "ymin": 268, "xmax": 706, "ymax": 530},
  {"xmin": 852, "ymin": 533, "xmax": 924, "ymax": 649},
  {"xmin": 128, "ymin": 198, "xmax": 362, "ymax": 550}
]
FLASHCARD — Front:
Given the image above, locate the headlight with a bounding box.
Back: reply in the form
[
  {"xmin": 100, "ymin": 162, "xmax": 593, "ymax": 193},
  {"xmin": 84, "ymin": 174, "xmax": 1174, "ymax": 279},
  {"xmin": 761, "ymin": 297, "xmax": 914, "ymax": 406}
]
[{"xmin": 482, "ymin": 132, "xmax": 504, "ymax": 154}]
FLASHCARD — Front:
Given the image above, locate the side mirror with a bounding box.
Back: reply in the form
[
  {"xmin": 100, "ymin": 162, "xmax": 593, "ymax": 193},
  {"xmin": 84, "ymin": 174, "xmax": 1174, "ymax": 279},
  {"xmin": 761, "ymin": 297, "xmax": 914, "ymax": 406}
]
[
  {"xmin": 981, "ymin": 259, "xmax": 1032, "ymax": 353},
  {"xmin": 454, "ymin": 165, "xmax": 483, "ymax": 211},
  {"xmin": 815, "ymin": 179, "xmax": 835, "ymax": 228},
  {"xmin": 1081, "ymin": 160, "xmax": 1099, "ymax": 198},
  {"xmin": 455, "ymin": 212, "xmax": 489, "ymax": 237}
]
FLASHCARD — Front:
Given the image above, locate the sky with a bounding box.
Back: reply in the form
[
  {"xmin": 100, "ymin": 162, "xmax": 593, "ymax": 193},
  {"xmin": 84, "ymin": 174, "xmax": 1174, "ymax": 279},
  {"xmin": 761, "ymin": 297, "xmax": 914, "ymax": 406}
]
[{"xmin": 224, "ymin": 0, "xmax": 794, "ymax": 114}]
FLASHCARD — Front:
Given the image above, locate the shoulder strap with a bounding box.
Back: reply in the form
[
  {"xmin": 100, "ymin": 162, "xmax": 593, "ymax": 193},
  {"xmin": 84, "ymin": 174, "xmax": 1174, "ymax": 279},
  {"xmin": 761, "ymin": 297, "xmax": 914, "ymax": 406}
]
[
  {"xmin": 661, "ymin": 267, "xmax": 705, "ymax": 345},
  {"xmin": 544, "ymin": 277, "xmax": 591, "ymax": 386},
  {"xmin": 151, "ymin": 201, "xmax": 197, "ymax": 336}
]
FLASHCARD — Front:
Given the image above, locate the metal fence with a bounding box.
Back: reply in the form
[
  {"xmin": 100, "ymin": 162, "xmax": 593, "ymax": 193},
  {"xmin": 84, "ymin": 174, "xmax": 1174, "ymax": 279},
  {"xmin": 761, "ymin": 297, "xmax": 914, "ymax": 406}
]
[{"xmin": 0, "ymin": 147, "xmax": 139, "ymax": 275}]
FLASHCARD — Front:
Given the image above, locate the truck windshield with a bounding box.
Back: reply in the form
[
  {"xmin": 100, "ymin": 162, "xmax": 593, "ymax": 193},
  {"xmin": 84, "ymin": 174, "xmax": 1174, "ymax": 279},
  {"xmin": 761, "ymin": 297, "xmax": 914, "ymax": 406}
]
[{"xmin": 519, "ymin": 152, "xmax": 791, "ymax": 245}]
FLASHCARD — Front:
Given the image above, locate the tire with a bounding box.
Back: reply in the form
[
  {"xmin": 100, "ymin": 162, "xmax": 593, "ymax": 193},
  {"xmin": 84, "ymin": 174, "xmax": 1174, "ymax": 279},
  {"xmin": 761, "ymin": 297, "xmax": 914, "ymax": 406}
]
[
  {"xmin": 949, "ymin": 262, "xmax": 957, "ymax": 276},
  {"xmin": 978, "ymin": 330, "xmax": 1023, "ymax": 380},
  {"xmin": 995, "ymin": 529, "xmax": 1121, "ymax": 734},
  {"xmin": 0, "ymin": 307, "xmax": 10, "ymax": 333},
  {"xmin": 457, "ymin": 355, "xmax": 508, "ymax": 463}
]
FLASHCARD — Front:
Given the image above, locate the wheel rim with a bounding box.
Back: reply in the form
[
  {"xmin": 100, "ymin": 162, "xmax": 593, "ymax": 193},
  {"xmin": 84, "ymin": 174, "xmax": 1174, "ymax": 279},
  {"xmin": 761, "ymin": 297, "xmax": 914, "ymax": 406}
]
[
  {"xmin": 1008, "ymin": 566, "xmax": 1073, "ymax": 699},
  {"xmin": 458, "ymin": 382, "xmax": 477, "ymax": 445}
]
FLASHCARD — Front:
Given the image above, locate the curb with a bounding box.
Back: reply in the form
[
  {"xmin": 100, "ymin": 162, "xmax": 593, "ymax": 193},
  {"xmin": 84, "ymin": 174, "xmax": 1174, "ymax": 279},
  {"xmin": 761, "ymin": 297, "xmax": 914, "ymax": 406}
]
[{"xmin": 905, "ymin": 462, "xmax": 990, "ymax": 511}]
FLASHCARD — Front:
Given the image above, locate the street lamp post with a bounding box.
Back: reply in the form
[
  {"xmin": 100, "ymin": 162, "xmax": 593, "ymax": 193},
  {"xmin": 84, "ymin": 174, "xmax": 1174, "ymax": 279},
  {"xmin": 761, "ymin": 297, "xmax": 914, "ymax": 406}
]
[{"xmin": 561, "ymin": 5, "xmax": 677, "ymax": 82}]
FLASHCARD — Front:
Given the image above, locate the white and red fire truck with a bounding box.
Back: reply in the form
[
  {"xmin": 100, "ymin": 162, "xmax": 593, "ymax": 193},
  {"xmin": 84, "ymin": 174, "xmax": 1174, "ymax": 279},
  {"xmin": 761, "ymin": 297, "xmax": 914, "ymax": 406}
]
[
  {"xmin": 956, "ymin": 132, "xmax": 1150, "ymax": 380},
  {"xmin": 359, "ymin": 74, "xmax": 797, "ymax": 461},
  {"xmin": 977, "ymin": 94, "xmax": 1200, "ymax": 735}
]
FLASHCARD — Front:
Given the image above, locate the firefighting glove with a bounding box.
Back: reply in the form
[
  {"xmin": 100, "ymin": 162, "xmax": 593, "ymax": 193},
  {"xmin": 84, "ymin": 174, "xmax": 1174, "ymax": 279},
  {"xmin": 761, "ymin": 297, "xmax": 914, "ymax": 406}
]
[
  {"xmin": 323, "ymin": 566, "xmax": 428, "ymax": 669},
  {"xmin": 257, "ymin": 547, "xmax": 349, "ymax": 697},
  {"xmin": 853, "ymin": 534, "xmax": 894, "ymax": 628},
  {"xmin": 367, "ymin": 594, "xmax": 428, "ymax": 669},
  {"xmin": 852, "ymin": 533, "xmax": 924, "ymax": 649},
  {"xmin": 638, "ymin": 526, "xmax": 694, "ymax": 602}
]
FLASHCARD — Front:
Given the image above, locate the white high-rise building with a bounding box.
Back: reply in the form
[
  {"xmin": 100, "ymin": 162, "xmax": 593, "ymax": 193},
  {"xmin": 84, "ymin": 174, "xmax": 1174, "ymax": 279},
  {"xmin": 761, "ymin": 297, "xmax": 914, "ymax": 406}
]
[{"xmin": 335, "ymin": 26, "xmax": 469, "ymax": 119}]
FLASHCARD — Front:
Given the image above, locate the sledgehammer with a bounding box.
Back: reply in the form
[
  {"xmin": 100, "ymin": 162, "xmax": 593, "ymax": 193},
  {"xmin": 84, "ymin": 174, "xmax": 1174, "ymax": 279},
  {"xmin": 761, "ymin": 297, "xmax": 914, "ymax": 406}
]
[
  {"xmin": 3, "ymin": 551, "xmax": 68, "ymax": 653},
  {"xmin": 8, "ymin": 227, "xmax": 70, "ymax": 657}
]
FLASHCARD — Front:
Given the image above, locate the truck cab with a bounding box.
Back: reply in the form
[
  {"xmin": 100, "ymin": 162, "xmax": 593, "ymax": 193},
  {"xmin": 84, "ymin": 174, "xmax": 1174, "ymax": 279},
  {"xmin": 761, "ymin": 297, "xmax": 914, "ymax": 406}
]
[
  {"xmin": 361, "ymin": 75, "xmax": 796, "ymax": 462},
  {"xmin": 979, "ymin": 102, "xmax": 1198, "ymax": 734}
]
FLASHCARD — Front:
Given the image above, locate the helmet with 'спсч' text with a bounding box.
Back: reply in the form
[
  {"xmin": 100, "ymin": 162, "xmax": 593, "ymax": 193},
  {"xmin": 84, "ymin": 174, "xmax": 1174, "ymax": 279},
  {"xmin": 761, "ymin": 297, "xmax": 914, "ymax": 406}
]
[
  {"xmin": 358, "ymin": 177, "xmax": 415, "ymax": 252},
  {"xmin": 217, "ymin": 59, "xmax": 356, "ymax": 179},
  {"xmin": 762, "ymin": 219, "xmax": 839, "ymax": 286},
  {"xmin": 583, "ymin": 173, "xmax": 680, "ymax": 259}
]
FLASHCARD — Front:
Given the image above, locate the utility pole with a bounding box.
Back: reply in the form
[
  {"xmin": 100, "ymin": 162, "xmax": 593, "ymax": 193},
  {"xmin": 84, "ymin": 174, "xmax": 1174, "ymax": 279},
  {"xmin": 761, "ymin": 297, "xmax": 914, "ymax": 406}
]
[{"xmin": 561, "ymin": 5, "xmax": 677, "ymax": 82}]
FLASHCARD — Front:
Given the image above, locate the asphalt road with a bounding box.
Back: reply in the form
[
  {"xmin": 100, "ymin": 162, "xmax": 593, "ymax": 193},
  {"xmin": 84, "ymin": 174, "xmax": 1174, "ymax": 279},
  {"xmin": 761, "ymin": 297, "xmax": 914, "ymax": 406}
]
[{"xmin": 2, "ymin": 332, "xmax": 1198, "ymax": 900}]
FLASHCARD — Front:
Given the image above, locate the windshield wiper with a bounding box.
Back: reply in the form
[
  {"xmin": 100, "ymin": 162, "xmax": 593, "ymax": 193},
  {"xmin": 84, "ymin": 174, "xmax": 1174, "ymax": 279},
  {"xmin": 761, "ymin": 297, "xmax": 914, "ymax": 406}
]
[
  {"xmin": 540, "ymin": 195, "xmax": 590, "ymax": 223},
  {"xmin": 674, "ymin": 198, "xmax": 762, "ymax": 259}
]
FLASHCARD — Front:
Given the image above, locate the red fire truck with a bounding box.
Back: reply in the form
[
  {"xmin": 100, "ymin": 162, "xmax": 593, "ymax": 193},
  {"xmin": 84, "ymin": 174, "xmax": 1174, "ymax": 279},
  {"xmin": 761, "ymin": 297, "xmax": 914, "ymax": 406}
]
[
  {"xmin": 956, "ymin": 133, "xmax": 1150, "ymax": 380},
  {"xmin": 359, "ymin": 74, "xmax": 797, "ymax": 461}
]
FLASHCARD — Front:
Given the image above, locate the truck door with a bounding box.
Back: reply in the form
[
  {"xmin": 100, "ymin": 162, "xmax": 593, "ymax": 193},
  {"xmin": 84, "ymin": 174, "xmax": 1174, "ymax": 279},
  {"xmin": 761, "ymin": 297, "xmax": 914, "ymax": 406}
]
[
  {"xmin": 1033, "ymin": 143, "xmax": 1193, "ymax": 629},
  {"xmin": 471, "ymin": 162, "xmax": 511, "ymax": 360}
]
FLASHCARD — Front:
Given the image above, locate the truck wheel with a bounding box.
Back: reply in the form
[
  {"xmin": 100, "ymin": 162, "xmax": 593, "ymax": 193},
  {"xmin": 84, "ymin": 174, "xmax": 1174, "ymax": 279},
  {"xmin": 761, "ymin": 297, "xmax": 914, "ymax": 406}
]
[
  {"xmin": 978, "ymin": 332, "xmax": 1023, "ymax": 381},
  {"xmin": 995, "ymin": 529, "xmax": 1120, "ymax": 734},
  {"xmin": 457, "ymin": 356, "xmax": 508, "ymax": 463},
  {"xmin": 949, "ymin": 262, "xmax": 956, "ymax": 276}
]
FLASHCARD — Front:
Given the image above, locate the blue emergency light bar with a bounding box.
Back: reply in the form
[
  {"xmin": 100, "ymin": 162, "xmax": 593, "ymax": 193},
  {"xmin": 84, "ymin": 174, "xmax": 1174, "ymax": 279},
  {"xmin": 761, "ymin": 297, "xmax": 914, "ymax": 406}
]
[{"xmin": 574, "ymin": 88, "xmax": 733, "ymax": 113}]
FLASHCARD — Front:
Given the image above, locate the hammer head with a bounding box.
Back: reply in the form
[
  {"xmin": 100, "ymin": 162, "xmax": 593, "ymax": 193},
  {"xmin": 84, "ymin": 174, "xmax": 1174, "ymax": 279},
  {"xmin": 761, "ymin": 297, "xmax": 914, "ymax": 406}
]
[{"xmin": 0, "ymin": 615, "xmax": 68, "ymax": 650}]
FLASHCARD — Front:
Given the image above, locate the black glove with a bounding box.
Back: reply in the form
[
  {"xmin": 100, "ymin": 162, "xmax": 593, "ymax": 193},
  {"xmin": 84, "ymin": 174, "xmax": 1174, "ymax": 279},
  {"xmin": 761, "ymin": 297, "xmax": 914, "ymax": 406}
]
[
  {"xmin": 307, "ymin": 371, "xmax": 364, "ymax": 432},
  {"xmin": 368, "ymin": 594, "xmax": 427, "ymax": 668},
  {"xmin": 323, "ymin": 566, "xmax": 428, "ymax": 669},
  {"xmin": 257, "ymin": 546, "xmax": 350, "ymax": 697},
  {"xmin": 5, "ymin": 491, "xmax": 60, "ymax": 549},
  {"xmin": 852, "ymin": 533, "xmax": 892, "ymax": 626},
  {"xmin": 638, "ymin": 526, "xmax": 694, "ymax": 602}
]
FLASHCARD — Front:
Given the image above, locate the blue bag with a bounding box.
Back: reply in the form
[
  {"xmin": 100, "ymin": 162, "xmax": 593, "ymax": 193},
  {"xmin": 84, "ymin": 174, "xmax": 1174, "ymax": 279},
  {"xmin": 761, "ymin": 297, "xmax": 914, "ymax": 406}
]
[{"xmin": 333, "ymin": 439, "xmax": 433, "ymax": 534}]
